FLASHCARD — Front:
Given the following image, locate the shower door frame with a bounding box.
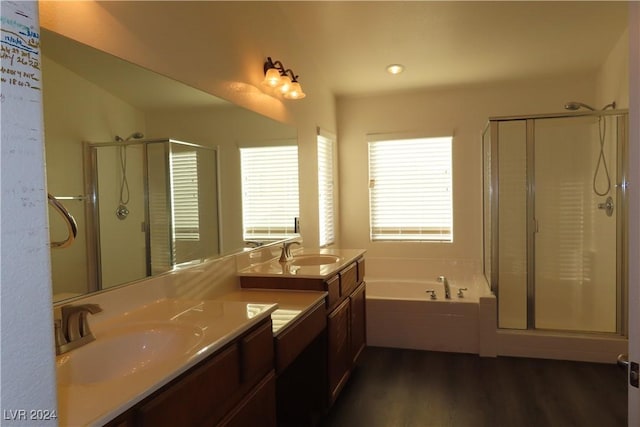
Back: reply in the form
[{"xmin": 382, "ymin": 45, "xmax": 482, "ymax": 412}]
[
  {"xmin": 84, "ymin": 139, "xmax": 160, "ymax": 292},
  {"xmin": 84, "ymin": 139, "xmax": 222, "ymax": 292},
  {"xmin": 484, "ymin": 110, "xmax": 628, "ymax": 335}
]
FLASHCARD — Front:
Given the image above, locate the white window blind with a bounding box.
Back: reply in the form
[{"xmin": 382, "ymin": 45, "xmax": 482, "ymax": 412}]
[
  {"xmin": 170, "ymin": 150, "xmax": 200, "ymax": 241},
  {"xmin": 240, "ymin": 146, "xmax": 300, "ymax": 240},
  {"xmin": 368, "ymin": 136, "xmax": 453, "ymax": 241},
  {"xmin": 318, "ymin": 134, "xmax": 335, "ymax": 247}
]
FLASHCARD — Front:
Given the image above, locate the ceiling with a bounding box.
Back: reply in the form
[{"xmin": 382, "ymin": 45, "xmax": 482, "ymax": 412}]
[
  {"xmin": 41, "ymin": 2, "xmax": 629, "ymax": 105},
  {"xmin": 277, "ymin": 1, "xmax": 629, "ymax": 96}
]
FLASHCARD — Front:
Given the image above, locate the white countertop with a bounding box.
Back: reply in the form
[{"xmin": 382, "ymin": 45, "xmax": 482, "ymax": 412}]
[
  {"xmin": 57, "ymin": 290, "xmax": 330, "ymax": 426},
  {"xmin": 237, "ymin": 248, "xmax": 365, "ymax": 279},
  {"xmin": 57, "ymin": 298, "xmax": 277, "ymax": 427},
  {"xmin": 215, "ymin": 289, "xmax": 327, "ymax": 336}
]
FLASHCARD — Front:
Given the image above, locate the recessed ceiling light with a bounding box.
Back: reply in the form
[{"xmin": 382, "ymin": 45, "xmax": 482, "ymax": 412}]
[{"xmin": 386, "ymin": 64, "xmax": 405, "ymax": 75}]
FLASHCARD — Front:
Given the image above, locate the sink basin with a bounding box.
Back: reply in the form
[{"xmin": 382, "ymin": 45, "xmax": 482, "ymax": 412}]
[
  {"xmin": 56, "ymin": 322, "xmax": 203, "ymax": 385},
  {"xmin": 290, "ymin": 254, "xmax": 341, "ymax": 266}
]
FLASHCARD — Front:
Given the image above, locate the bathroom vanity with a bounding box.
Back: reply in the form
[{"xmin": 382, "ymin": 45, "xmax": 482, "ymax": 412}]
[
  {"xmin": 238, "ymin": 248, "xmax": 367, "ymax": 406},
  {"xmin": 55, "ymin": 248, "xmax": 365, "ymax": 426},
  {"xmin": 105, "ymin": 316, "xmax": 276, "ymax": 427},
  {"xmin": 55, "ymin": 299, "xmax": 279, "ymax": 426}
]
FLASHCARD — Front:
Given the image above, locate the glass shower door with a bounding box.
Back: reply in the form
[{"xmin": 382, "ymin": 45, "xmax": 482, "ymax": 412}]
[
  {"xmin": 95, "ymin": 143, "xmax": 148, "ymax": 289},
  {"xmin": 534, "ymin": 115, "xmax": 618, "ymax": 333},
  {"xmin": 497, "ymin": 120, "xmax": 528, "ymax": 329}
]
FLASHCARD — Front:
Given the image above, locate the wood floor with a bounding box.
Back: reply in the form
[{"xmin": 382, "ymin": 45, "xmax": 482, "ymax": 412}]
[{"xmin": 320, "ymin": 346, "xmax": 627, "ymax": 427}]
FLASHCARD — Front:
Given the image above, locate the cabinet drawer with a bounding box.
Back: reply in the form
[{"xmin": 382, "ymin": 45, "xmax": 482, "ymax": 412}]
[
  {"xmin": 241, "ymin": 276, "xmax": 325, "ymax": 291},
  {"xmin": 275, "ymin": 302, "xmax": 326, "ymax": 373},
  {"xmin": 241, "ymin": 320, "xmax": 274, "ymax": 384},
  {"xmin": 137, "ymin": 344, "xmax": 241, "ymax": 427},
  {"xmin": 339, "ymin": 262, "xmax": 358, "ymax": 297}
]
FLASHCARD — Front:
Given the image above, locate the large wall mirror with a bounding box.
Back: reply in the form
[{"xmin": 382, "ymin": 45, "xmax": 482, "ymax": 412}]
[{"xmin": 42, "ymin": 29, "xmax": 298, "ymax": 302}]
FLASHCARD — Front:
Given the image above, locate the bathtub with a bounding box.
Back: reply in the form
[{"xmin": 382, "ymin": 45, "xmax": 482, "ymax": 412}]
[
  {"xmin": 366, "ymin": 278, "xmax": 497, "ymax": 355},
  {"xmin": 367, "ymin": 278, "xmax": 480, "ymax": 301}
]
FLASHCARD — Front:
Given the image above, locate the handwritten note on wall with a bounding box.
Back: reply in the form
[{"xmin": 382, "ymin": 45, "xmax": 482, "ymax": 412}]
[
  {"xmin": 1, "ymin": 1, "xmax": 44, "ymax": 213},
  {"xmin": 1, "ymin": 2, "xmax": 40, "ymax": 96}
]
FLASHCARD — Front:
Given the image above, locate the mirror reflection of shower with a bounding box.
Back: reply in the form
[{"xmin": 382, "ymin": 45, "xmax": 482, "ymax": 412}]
[
  {"xmin": 563, "ymin": 101, "xmax": 616, "ymax": 197},
  {"xmin": 85, "ymin": 138, "xmax": 221, "ymax": 290},
  {"xmin": 114, "ymin": 132, "xmax": 144, "ymax": 219}
]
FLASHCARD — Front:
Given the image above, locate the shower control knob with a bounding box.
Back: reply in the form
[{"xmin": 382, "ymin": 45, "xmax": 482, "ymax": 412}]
[{"xmin": 597, "ymin": 196, "xmax": 614, "ymax": 217}]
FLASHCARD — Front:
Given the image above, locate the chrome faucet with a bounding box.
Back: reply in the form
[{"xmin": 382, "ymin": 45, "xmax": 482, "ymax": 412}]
[
  {"xmin": 55, "ymin": 303, "xmax": 102, "ymax": 355},
  {"xmin": 438, "ymin": 276, "xmax": 451, "ymax": 299},
  {"xmin": 279, "ymin": 241, "xmax": 301, "ymax": 262}
]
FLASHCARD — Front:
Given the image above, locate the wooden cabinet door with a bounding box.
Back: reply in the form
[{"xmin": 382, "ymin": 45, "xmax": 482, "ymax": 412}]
[
  {"xmin": 327, "ymin": 298, "xmax": 350, "ymax": 404},
  {"xmin": 350, "ymin": 283, "xmax": 366, "ymax": 364},
  {"xmin": 218, "ymin": 371, "xmax": 277, "ymax": 427},
  {"xmin": 137, "ymin": 344, "xmax": 241, "ymax": 427}
]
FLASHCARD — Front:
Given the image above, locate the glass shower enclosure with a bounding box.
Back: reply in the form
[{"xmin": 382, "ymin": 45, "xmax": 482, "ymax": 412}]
[
  {"xmin": 84, "ymin": 138, "xmax": 220, "ymax": 291},
  {"xmin": 483, "ymin": 110, "xmax": 628, "ymax": 334}
]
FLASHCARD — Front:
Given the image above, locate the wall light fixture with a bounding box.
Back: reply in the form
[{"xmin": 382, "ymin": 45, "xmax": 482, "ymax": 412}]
[{"xmin": 262, "ymin": 57, "xmax": 306, "ymax": 100}]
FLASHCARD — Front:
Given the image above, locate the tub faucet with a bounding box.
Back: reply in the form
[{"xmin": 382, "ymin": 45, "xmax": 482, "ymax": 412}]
[
  {"xmin": 438, "ymin": 276, "xmax": 451, "ymax": 299},
  {"xmin": 55, "ymin": 303, "xmax": 102, "ymax": 355},
  {"xmin": 279, "ymin": 241, "xmax": 301, "ymax": 262}
]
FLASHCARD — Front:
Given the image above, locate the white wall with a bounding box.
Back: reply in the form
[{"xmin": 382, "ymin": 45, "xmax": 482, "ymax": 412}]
[
  {"xmin": 0, "ymin": 2, "xmax": 57, "ymax": 425},
  {"xmin": 337, "ymin": 73, "xmax": 598, "ymax": 267},
  {"xmin": 598, "ymin": 27, "xmax": 629, "ymax": 109}
]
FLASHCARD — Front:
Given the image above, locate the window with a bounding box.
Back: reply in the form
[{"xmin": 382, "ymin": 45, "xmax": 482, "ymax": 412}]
[
  {"xmin": 170, "ymin": 150, "xmax": 200, "ymax": 241},
  {"xmin": 318, "ymin": 132, "xmax": 336, "ymax": 246},
  {"xmin": 240, "ymin": 145, "xmax": 299, "ymax": 240},
  {"xmin": 368, "ymin": 136, "xmax": 453, "ymax": 241}
]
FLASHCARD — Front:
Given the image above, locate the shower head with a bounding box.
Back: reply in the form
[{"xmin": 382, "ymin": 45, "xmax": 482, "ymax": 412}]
[
  {"xmin": 564, "ymin": 101, "xmax": 595, "ymax": 111},
  {"xmin": 115, "ymin": 132, "xmax": 145, "ymax": 142}
]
